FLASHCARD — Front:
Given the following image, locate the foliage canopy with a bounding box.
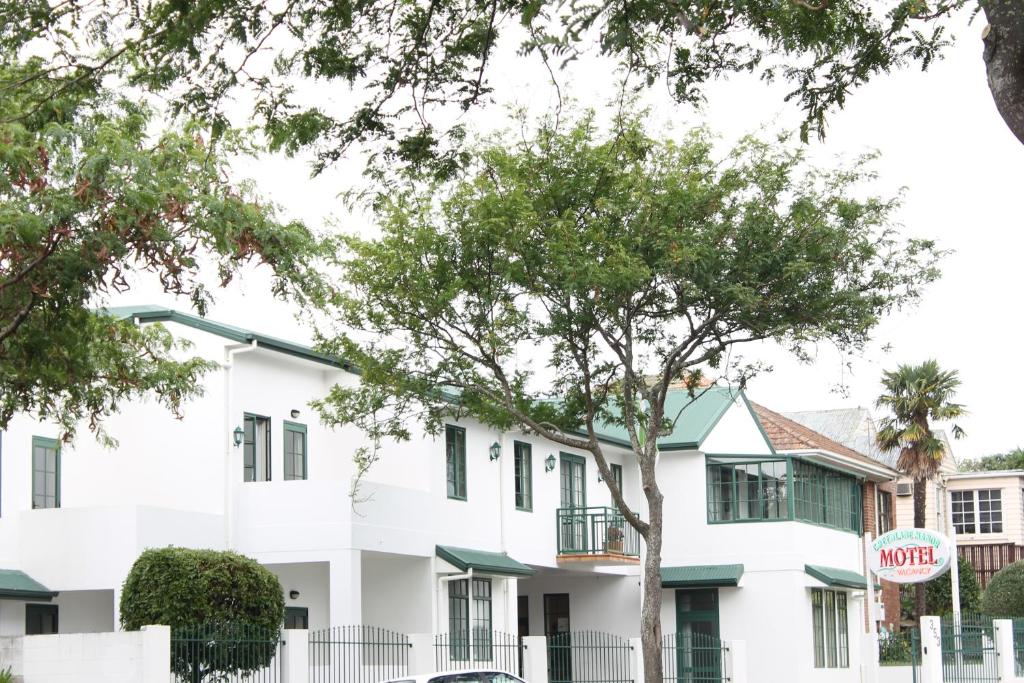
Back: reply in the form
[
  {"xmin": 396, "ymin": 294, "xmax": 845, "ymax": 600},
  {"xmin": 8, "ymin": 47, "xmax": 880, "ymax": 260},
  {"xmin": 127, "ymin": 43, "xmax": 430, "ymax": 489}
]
[{"xmin": 982, "ymin": 559, "xmax": 1024, "ymax": 617}]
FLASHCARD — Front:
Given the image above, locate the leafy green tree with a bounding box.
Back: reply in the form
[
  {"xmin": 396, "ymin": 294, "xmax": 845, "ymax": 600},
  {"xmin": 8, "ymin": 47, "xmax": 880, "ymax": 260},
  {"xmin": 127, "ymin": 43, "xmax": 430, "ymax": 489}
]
[
  {"xmin": 0, "ymin": 0, "xmax": 1005, "ymax": 178},
  {"xmin": 981, "ymin": 560, "xmax": 1024, "ymax": 617},
  {"xmin": 0, "ymin": 57, "xmax": 324, "ymax": 441},
  {"xmin": 311, "ymin": 110, "xmax": 944, "ymax": 683},
  {"xmin": 876, "ymin": 360, "xmax": 966, "ymax": 622},
  {"xmin": 926, "ymin": 555, "xmax": 981, "ymax": 616},
  {"xmin": 960, "ymin": 447, "xmax": 1024, "ymax": 471},
  {"xmin": 120, "ymin": 547, "xmax": 285, "ymax": 683}
]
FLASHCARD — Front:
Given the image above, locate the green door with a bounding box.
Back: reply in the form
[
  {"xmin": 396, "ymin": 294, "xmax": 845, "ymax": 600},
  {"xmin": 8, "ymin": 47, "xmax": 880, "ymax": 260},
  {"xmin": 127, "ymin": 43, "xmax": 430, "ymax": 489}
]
[
  {"xmin": 675, "ymin": 589, "xmax": 721, "ymax": 682},
  {"xmin": 559, "ymin": 454, "xmax": 587, "ymax": 552}
]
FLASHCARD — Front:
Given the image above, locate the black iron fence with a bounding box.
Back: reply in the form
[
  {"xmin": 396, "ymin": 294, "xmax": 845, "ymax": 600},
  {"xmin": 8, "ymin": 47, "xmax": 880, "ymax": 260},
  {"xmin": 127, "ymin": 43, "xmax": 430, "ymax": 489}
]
[
  {"xmin": 661, "ymin": 632, "xmax": 728, "ymax": 683},
  {"xmin": 309, "ymin": 625, "xmax": 411, "ymax": 683},
  {"xmin": 547, "ymin": 630, "xmax": 632, "ymax": 683},
  {"xmin": 169, "ymin": 623, "xmax": 282, "ymax": 683},
  {"xmin": 434, "ymin": 630, "xmax": 523, "ymax": 675}
]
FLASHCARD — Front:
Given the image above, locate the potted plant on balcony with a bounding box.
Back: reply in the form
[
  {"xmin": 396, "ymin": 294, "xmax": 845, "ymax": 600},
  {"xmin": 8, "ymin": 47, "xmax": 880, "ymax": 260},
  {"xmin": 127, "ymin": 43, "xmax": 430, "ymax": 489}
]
[{"xmin": 606, "ymin": 525, "xmax": 624, "ymax": 554}]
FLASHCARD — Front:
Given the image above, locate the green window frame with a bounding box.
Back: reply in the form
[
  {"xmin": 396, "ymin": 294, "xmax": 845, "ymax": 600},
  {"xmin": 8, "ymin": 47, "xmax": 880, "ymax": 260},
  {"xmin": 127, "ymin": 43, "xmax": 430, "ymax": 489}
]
[
  {"xmin": 283, "ymin": 421, "xmax": 308, "ymax": 481},
  {"xmin": 610, "ymin": 463, "xmax": 623, "ymax": 493},
  {"xmin": 243, "ymin": 414, "xmax": 271, "ymax": 482},
  {"xmin": 448, "ymin": 577, "xmax": 492, "ymax": 660},
  {"xmin": 284, "ymin": 606, "xmax": 309, "ymax": 629},
  {"xmin": 31, "ymin": 437, "xmax": 60, "ymax": 509},
  {"xmin": 811, "ymin": 589, "xmax": 849, "ymax": 669},
  {"xmin": 25, "ymin": 603, "xmax": 58, "ymax": 635},
  {"xmin": 559, "ymin": 453, "xmax": 586, "ymax": 508},
  {"xmin": 706, "ymin": 455, "xmax": 863, "ymax": 534},
  {"xmin": 514, "ymin": 441, "xmax": 532, "ymax": 511},
  {"xmin": 446, "ymin": 425, "xmax": 467, "ymax": 500},
  {"xmin": 706, "ymin": 457, "xmax": 787, "ymax": 522}
]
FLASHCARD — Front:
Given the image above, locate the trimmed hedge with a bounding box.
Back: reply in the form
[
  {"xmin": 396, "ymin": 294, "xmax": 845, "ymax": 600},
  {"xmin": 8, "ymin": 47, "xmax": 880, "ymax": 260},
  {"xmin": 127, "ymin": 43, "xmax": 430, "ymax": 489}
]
[
  {"xmin": 119, "ymin": 547, "xmax": 285, "ymax": 631},
  {"xmin": 982, "ymin": 560, "xmax": 1024, "ymax": 617}
]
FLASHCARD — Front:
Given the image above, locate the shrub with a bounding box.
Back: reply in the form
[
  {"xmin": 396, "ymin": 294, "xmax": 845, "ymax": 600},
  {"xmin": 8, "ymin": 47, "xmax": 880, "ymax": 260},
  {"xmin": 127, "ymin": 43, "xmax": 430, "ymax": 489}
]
[
  {"xmin": 927, "ymin": 556, "xmax": 982, "ymax": 616},
  {"xmin": 982, "ymin": 560, "xmax": 1024, "ymax": 617},
  {"xmin": 120, "ymin": 547, "xmax": 285, "ymax": 683},
  {"xmin": 0, "ymin": 667, "xmax": 12, "ymax": 683}
]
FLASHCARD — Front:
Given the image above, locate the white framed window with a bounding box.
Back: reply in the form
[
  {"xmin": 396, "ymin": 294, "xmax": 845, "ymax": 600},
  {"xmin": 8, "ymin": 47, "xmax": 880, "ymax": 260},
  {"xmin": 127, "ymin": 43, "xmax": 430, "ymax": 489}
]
[
  {"xmin": 951, "ymin": 490, "xmax": 975, "ymax": 534},
  {"xmin": 952, "ymin": 490, "xmax": 1003, "ymax": 534}
]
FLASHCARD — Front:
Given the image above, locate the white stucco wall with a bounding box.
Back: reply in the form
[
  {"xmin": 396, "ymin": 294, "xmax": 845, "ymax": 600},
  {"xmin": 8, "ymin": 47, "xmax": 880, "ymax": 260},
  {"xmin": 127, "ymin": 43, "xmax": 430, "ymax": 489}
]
[
  {"xmin": 517, "ymin": 570, "xmax": 640, "ymax": 638},
  {"xmin": 361, "ymin": 552, "xmax": 433, "ymax": 634},
  {"xmin": 266, "ymin": 561, "xmax": 331, "ymax": 631}
]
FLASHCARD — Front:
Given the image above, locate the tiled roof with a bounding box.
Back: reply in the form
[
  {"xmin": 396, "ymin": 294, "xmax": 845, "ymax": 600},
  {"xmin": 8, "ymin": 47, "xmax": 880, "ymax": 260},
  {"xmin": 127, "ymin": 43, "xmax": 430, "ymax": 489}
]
[
  {"xmin": 750, "ymin": 402, "xmax": 895, "ymax": 472},
  {"xmin": 783, "ymin": 407, "xmax": 896, "ymax": 467}
]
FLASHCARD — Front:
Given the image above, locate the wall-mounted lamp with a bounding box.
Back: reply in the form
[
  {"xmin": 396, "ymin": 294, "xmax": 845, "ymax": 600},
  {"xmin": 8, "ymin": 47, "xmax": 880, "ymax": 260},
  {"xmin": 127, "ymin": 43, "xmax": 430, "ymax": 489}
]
[
  {"xmin": 489, "ymin": 442, "xmax": 502, "ymax": 461},
  {"xmin": 233, "ymin": 426, "xmax": 244, "ymax": 447},
  {"xmin": 290, "ymin": 409, "xmax": 301, "ymax": 419},
  {"xmin": 289, "ymin": 590, "xmax": 300, "ymax": 600},
  {"xmin": 545, "ymin": 454, "xmax": 557, "ymax": 472}
]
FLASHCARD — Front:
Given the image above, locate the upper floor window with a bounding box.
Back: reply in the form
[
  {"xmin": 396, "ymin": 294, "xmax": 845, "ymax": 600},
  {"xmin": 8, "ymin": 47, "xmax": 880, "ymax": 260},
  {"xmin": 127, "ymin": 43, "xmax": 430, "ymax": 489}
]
[
  {"xmin": 953, "ymin": 489, "xmax": 1002, "ymax": 534},
  {"xmin": 31, "ymin": 437, "xmax": 60, "ymax": 509},
  {"xmin": 283, "ymin": 422, "xmax": 307, "ymax": 481},
  {"xmin": 707, "ymin": 457, "xmax": 787, "ymax": 522},
  {"xmin": 877, "ymin": 490, "xmax": 894, "ymax": 535},
  {"xmin": 950, "ymin": 489, "xmax": 1007, "ymax": 536},
  {"xmin": 611, "ymin": 464, "xmax": 623, "ymax": 494},
  {"xmin": 243, "ymin": 414, "xmax": 271, "ymax": 482},
  {"xmin": 706, "ymin": 456, "xmax": 862, "ymax": 534},
  {"xmin": 514, "ymin": 441, "xmax": 532, "ymax": 511},
  {"xmin": 446, "ymin": 425, "xmax": 467, "ymax": 500}
]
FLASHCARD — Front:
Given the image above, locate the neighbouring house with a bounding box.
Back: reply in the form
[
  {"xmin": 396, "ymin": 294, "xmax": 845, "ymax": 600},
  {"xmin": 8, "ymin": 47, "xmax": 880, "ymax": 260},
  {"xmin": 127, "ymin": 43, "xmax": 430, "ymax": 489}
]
[
  {"xmin": 0, "ymin": 305, "xmax": 892, "ymax": 683},
  {"xmin": 944, "ymin": 470, "xmax": 1024, "ymax": 587},
  {"xmin": 750, "ymin": 404, "xmax": 902, "ymax": 632}
]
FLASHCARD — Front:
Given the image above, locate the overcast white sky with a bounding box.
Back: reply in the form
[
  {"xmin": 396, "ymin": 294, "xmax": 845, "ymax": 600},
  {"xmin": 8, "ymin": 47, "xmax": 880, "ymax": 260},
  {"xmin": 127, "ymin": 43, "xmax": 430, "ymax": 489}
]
[{"xmin": 112, "ymin": 10, "xmax": 1022, "ymax": 464}]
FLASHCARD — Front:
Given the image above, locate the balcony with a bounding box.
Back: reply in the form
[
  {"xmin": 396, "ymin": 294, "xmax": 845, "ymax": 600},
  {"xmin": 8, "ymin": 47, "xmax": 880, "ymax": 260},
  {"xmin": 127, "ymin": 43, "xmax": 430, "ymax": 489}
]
[{"xmin": 556, "ymin": 506, "xmax": 641, "ymax": 565}]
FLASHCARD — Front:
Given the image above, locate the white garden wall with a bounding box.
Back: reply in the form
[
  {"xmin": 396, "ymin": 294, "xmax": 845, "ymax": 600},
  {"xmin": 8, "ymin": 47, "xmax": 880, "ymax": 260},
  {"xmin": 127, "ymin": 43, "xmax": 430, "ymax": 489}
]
[{"xmin": 20, "ymin": 625, "xmax": 169, "ymax": 683}]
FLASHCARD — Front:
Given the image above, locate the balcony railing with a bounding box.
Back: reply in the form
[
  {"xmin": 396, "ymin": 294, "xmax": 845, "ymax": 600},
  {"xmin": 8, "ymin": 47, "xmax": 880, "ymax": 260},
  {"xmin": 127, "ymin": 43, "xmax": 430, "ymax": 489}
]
[{"xmin": 556, "ymin": 506, "xmax": 640, "ymax": 559}]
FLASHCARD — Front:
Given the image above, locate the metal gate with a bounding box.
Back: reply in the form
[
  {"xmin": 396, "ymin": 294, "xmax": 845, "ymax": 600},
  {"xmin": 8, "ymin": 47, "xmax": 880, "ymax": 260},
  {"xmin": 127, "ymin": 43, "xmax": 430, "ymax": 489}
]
[
  {"xmin": 434, "ymin": 630, "xmax": 523, "ymax": 675},
  {"xmin": 661, "ymin": 632, "xmax": 728, "ymax": 683},
  {"xmin": 309, "ymin": 625, "xmax": 410, "ymax": 683},
  {"xmin": 878, "ymin": 628, "xmax": 920, "ymax": 682},
  {"xmin": 546, "ymin": 631, "xmax": 632, "ymax": 683},
  {"xmin": 170, "ymin": 623, "xmax": 283, "ymax": 683},
  {"xmin": 941, "ymin": 613, "xmax": 998, "ymax": 683}
]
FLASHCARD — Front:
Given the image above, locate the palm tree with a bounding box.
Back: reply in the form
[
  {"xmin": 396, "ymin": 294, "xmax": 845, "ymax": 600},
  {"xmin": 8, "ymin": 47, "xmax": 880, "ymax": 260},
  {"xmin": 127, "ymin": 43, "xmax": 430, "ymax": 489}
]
[{"xmin": 876, "ymin": 359, "xmax": 966, "ymax": 622}]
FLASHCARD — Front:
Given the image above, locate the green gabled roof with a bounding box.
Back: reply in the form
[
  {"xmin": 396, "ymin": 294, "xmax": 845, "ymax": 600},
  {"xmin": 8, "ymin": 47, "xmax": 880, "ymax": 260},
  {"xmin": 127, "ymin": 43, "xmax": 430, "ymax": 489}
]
[
  {"xmin": 805, "ymin": 564, "xmax": 869, "ymax": 590},
  {"xmin": 583, "ymin": 387, "xmax": 747, "ymax": 451},
  {"xmin": 0, "ymin": 569, "xmax": 57, "ymax": 601},
  {"xmin": 660, "ymin": 564, "xmax": 744, "ymax": 588},
  {"xmin": 104, "ymin": 305, "xmax": 350, "ymax": 371},
  {"xmin": 436, "ymin": 545, "xmax": 536, "ymax": 577}
]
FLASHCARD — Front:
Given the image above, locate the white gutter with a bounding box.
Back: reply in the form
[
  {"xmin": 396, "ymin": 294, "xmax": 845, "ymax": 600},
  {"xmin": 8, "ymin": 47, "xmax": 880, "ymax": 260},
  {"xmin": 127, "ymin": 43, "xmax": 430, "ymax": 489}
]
[
  {"xmin": 781, "ymin": 448, "xmax": 899, "ymax": 481},
  {"xmin": 945, "ymin": 470, "xmax": 1024, "ymax": 481},
  {"xmin": 223, "ymin": 340, "xmax": 258, "ymax": 548}
]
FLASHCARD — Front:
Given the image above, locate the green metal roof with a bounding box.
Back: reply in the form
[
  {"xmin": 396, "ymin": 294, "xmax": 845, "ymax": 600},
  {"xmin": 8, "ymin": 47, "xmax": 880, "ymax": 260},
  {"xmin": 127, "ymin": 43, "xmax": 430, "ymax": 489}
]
[
  {"xmin": 0, "ymin": 569, "xmax": 57, "ymax": 601},
  {"xmin": 660, "ymin": 564, "xmax": 744, "ymax": 588},
  {"xmin": 805, "ymin": 564, "xmax": 869, "ymax": 590},
  {"xmin": 583, "ymin": 387, "xmax": 748, "ymax": 450},
  {"xmin": 436, "ymin": 545, "xmax": 536, "ymax": 577},
  {"xmin": 104, "ymin": 305, "xmax": 350, "ymax": 370}
]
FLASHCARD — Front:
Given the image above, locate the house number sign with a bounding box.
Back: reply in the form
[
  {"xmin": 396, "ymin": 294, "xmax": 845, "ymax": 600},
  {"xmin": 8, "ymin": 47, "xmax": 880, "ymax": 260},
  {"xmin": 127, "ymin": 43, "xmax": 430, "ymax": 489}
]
[{"xmin": 868, "ymin": 528, "xmax": 953, "ymax": 584}]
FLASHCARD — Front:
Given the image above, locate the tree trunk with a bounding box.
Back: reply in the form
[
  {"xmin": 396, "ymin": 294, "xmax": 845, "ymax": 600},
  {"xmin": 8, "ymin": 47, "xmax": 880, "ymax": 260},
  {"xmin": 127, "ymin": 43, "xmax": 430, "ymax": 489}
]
[
  {"xmin": 913, "ymin": 476, "xmax": 928, "ymax": 620},
  {"xmin": 640, "ymin": 468, "xmax": 665, "ymax": 683},
  {"xmin": 980, "ymin": 0, "xmax": 1024, "ymax": 145}
]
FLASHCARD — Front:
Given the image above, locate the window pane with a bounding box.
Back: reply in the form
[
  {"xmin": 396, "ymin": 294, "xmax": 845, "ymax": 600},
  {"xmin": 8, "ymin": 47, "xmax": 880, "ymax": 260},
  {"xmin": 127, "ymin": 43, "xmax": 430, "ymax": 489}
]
[
  {"xmin": 812, "ymin": 590, "xmax": 824, "ymax": 668},
  {"xmin": 824, "ymin": 590, "xmax": 837, "ymax": 668},
  {"xmin": 837, "ymin": 592, "xmax": 849, "ymax": 668}
]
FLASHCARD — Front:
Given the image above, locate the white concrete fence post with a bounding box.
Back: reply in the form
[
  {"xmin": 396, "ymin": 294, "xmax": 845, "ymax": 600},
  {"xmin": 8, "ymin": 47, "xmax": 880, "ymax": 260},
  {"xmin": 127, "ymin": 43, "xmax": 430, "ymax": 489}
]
[
  {"xmin": 860, "ymin": 633, "xmax": 879, "ymax": 683},
  {"xmin": 409, "ymin": 633, "xmax": 436, "ymax": 676},
  {"xmin": 994, "ymin": 619, "xmax": 1016, "ymax": 682},
  {"xmin": 282, "ymin": 628, "xmax": 310, "ymax": 683},
  {"xmin": 919, "ymin": 616, "xmax": 943, "ymax": 683},
  {"xmin": 627, "ymin": 638, "xmax": 643, "ymax": 683},
  {"xmin": 141, "ymin": 624, "xmax": 171, "ymax": 683},
  {"xmin": 522, "ymin": 636, "xmax": 549, "ymax": 683},
  {"xmin": 727, "ymin": 640, "xmax": 747, "ymax": 683}
]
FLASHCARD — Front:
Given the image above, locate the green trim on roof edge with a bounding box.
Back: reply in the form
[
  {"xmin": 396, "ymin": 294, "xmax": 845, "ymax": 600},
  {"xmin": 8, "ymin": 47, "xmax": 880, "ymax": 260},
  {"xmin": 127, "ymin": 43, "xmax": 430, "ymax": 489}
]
[
  {"xmin": 804, "ymin": 564, "xmax": 869, "ymax": 590},
  {"xmin": 436, "ymin": 545, "xmax": 535, "ymax": 577},
  {"xmin": 104, "ymin": 306, "xmax": 353, "ymax": 371},
  {"xmin": 0, "ymin": 569, "xmax": 57, "ymax": 601},
  {"xmin": 660, "ymin": 564, "xmax": 744, "ymax": 588}
]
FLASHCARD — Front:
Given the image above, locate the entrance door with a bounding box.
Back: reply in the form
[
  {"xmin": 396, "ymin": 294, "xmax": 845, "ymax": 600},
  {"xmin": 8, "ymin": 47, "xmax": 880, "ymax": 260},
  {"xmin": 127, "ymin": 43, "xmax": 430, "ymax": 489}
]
[
  {"xmin": 675, "ymin": 589, "xmax": 720, "ymax": 682},
  {"xmin": 544, "ymin": 594, "xmax": 571, "ymax": 683},
  {"xmin": 559, "ymin": 454, "xmax": 587, "ymax": 552}
]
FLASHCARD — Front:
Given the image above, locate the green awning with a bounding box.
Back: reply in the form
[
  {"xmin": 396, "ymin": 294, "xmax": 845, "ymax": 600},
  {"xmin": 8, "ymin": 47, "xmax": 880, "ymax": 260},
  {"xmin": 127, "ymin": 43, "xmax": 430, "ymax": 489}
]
[
  {"xmin": 0, "ymin": 569, "xmax": 57, "ymax": 601},
  {"xmin": 660, "ymin": 564, "xmax": 744, "ymax": 588},
  {"xmin": 805, "ymin": 564, "xmax": 869, "ymax": 590},
  {"xmin": 436, "ymin": 546, "xmax": 535, "ymax": 577}
]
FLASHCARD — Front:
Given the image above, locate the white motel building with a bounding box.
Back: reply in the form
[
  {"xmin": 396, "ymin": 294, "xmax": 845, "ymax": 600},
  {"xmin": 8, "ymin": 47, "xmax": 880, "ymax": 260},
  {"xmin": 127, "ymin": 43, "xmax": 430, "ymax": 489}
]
[{"xmin": 0, "ymin": 306, "xmax": 901, "ymax": 683}]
